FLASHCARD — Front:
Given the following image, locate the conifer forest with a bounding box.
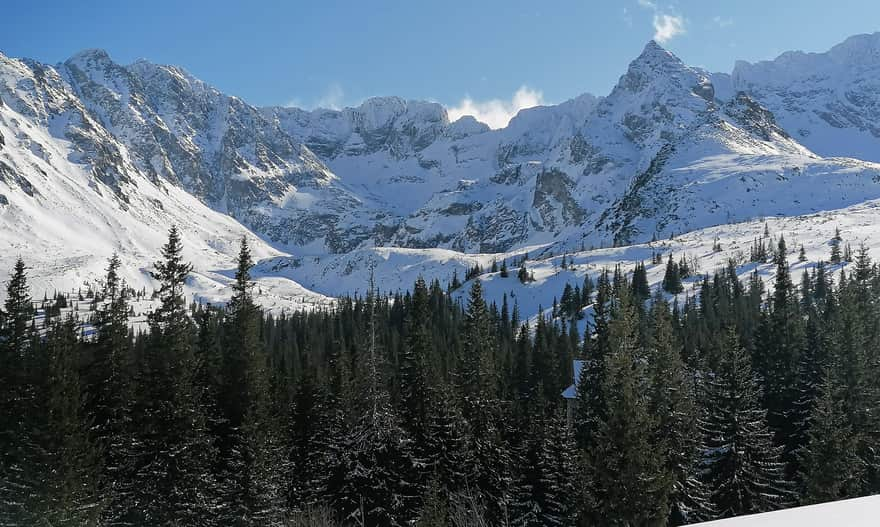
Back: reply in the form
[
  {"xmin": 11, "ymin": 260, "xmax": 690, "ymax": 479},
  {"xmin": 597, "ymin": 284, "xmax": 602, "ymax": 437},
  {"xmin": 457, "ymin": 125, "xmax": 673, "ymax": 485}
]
[{"xmin": 2, "ymin": 226, "xmax": 879, "ymax": 526}]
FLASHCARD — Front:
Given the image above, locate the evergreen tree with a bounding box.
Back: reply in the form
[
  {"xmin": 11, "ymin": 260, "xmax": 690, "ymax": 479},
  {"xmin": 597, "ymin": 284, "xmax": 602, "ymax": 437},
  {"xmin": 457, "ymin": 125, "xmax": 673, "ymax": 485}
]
[
  {"xmin": 798, "ymin": 367, "xmax": 861, "ymax": 504},
  {"xmin": 133, "ymin": 226, "xmax": 220, "ymax": 524},
  {"xmin": 830, "ymin": 229, "xmax": 843, "ymax": 264},
  {"xmin": 325, "ymin": 275, "xmax": 418, "ymax": 526},
  {"xmin": 31, "ymin": 317, "xmax": 103, "ymax": 525},
  {"xmin": 646, "ymin": 295, "xmax": 711, "ymax": 524},
  {"xmin": 702, "ymin": 328, "xmax": 794, "ymax": 518},
  {"xmin": 227, "ymin": 237, "xmax": 288, "ymax": 524},
  {"xmin": 585, "ymin": 291, "xmax": 671, "ymax": 524},
  {"xmin": 0, "ymin": 258, "xmax": 37, "ymax": 525},
  {"xmin": 758, "ymin": 235, "xmax": 805, "ymax": 465},
  {"xmin": 400, "ymin": 276, "xmax": 431, "ymax": 443},
  {"xmin": 90, "ymin": 253, "xmax": 137, "ymax": 525},
  {"xmin": 631, "ymin": 261, "xmax": 651, "ymax": 301},
  {"xmin": 663, "ymin": 255, "xmax": 684, "ymax": 294}
]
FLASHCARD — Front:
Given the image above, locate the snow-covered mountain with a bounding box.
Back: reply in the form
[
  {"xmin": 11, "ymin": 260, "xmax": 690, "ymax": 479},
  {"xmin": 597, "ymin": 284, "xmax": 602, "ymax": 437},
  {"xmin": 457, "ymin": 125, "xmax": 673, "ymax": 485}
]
[
  {"xmin": 4, "ymin": 33, "xmax": 880, "ymax": 312},
  {"xmin": 727, "ymin": 32, "xmax": 880, "ymax": 163}
]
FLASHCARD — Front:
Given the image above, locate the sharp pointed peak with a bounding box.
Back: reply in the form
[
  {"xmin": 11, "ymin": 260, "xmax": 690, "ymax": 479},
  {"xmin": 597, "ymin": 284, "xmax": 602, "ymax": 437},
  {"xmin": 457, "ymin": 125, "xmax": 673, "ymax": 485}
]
[
  {"xmin": 66, "ymin": 48, "xmax": 112, "ymax": 64},
  {"xmin": 634, "ymin": 39, "xmax": 681, "ymax": 64}
]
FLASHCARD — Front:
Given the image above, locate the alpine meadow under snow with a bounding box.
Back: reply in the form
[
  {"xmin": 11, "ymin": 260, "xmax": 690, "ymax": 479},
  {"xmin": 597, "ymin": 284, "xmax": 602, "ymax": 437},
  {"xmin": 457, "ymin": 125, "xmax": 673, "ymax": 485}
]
[{"xmin": 3, "ymin": 30, "xmax": 880, "ymax": 526}]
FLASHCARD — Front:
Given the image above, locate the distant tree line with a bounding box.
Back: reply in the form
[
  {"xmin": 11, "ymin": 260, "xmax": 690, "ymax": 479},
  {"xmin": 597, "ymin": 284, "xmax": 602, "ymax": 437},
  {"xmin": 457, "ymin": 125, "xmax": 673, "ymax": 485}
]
[{"xmin": 0, "ymin": 227, "xmax": 878, "ymax": 525}]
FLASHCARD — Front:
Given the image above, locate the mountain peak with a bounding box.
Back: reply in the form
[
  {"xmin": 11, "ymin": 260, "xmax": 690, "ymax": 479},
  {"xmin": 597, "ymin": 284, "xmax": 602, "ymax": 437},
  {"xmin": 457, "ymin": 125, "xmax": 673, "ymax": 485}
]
[
  {"xmin": 634, "ymin": 40, "xmax": 681, "ymax": 66},
  {"xmin": 65, "ymin": 48, "xmax": 113, "ymax": 67},
  {"xmin": 828, "ymin": 31, "xmax": 880, "ymax": 65}
]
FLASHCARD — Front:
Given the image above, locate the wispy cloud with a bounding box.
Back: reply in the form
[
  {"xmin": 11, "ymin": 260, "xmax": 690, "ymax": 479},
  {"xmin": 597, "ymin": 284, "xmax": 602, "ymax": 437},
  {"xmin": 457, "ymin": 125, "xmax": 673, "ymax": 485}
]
[
  {"xmin": 653, "ymin": 14, "xmax": 685, "ymax": 43},
  {"xmin": 636, "ymin": 1, "xmax": 686, "ymax": 44},
  {"xmin": 446, "ymin": 86, "xmax": 545, "ymax": 129},
  {"xmin": 285, "ymin": 82, "xmax": 346, "ymax": 110},
  {"xmin": 315, "ymin": 83, "xmax": 345, "ymax": 110}
]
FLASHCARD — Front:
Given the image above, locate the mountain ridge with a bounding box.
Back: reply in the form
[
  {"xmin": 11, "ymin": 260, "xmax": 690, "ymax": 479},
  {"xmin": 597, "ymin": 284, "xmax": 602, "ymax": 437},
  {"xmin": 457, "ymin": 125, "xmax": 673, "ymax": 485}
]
[{"xmin": 4, "ymin": 34, "xmax": 880, "ymax": 309}]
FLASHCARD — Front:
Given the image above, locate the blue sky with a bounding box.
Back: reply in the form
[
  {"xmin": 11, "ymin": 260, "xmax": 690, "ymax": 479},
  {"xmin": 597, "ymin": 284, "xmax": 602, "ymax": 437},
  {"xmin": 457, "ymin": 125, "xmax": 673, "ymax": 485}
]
[{"xmin": 3, "ymin": 1, "xmax": 879, "ymax": 127}]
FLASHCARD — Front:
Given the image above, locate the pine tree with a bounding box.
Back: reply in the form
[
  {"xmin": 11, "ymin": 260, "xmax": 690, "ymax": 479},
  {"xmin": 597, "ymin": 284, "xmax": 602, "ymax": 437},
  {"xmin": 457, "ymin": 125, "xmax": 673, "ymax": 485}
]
[
  {"xmin": 0, "ymin": 257, "xmax": 37, "ymax": 525},
  {"xmin": 90, "ymin": 253, "xmax": 138, "ymax": 524},
  {"xmin": 758, "ymin": 235, "xmax": 806, "ymax": 465},
  {"xmin": 226, "ymin": 237, "xmax": 288, "ymax": 524},
  {"xmin": 400, "ymin": 277, "xmax": 431, "ymax": 443},
  {"xmin": 325, "ymin": 274, "xmax": 419, "ymax": 526},
  {"xmin": 702, "ymin": 328, "xmax": 794, "ymax": 518},
  {"xmin": 646, "ymin": 295, "xmax": 711, "ymax": 524},
  {"xmin": 133, "ymin": 226, "xmax": 220, "ymax": 524},
  {"xmin": 585, "ymin": 291, "xmax": 671, "ymax": 524},
  {"xmin": 798, "ymin": 367, "xmax": 861, "ymax": 504},
  {"xmin": 663, "ymin": 255, "xmax": 683, "ymax": 294},
  {"xmin": 31, "ymin": 316, "xmax": 103, "ymax": 525}
]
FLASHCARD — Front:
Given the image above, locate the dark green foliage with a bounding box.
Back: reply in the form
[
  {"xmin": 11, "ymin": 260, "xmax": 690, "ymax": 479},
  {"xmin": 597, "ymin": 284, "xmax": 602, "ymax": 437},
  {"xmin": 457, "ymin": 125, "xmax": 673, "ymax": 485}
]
[
  {"xmin": 132, "ymin": 226, "xmax": 221, "ymax": 524},
  {"xmin": 798, "ymin": 367, "xmax": 862, "ymax": 504},
  {"xmin": 701, "ymin": 329, "xmax": 794, "ymax": 517},
  {"xmin": 584, "ymin": 291, "xmax": 672, "ymax": 524},
  {"xmin": 663, "ymin": 254, "xmax": 684, "ymax": 294},
  {"xmin": 4, "ymin": 227, "xmax": 880, "ymax": 525}
]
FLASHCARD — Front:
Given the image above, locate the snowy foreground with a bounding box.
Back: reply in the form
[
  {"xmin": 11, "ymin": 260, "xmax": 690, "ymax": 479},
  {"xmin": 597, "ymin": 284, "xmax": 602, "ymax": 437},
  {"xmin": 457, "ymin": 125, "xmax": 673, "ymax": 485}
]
[{"xmin": 688, "ymin": 495, "xmax": 880, "ymax": 526}]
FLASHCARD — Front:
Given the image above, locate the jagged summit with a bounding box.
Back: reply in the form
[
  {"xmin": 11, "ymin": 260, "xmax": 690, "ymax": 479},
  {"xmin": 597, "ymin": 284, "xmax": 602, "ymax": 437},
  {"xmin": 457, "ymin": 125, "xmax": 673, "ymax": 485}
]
[
  {"xmin": 65, "ymin": 48, "xmax": 113, "ymax": 65},
  {"xmin": 4, "ymin": 32, "xmax": 880, "ymax": 302},
  {"xmin": 637, "ymin": 39, "xmax": 679, "ymax": 62}
]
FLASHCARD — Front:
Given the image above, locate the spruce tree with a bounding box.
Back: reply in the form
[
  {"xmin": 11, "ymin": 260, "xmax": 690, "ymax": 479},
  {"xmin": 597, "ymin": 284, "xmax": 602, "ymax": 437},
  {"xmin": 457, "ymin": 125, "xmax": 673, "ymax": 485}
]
[
  {"xmin": 511, "ymin": 411, "xmax": 577, "ymax": 526},
  {"xmin": 585, "ymin": 291, "xmax": 671, "ymax": 524},
  {"xmin": 663, "ymin": 255, "xmax": 683, "ymax": 294},
  {"xmin": 400, "ymin": 276, "xmax": 431, "ymax": 443},
  {"xmin": 0, "ymin": 257, "xmax": 36, "ymax": 525},
  {"xmin": 227, "ymin": 237, "xmax": 288, "ymax": 524},
  {"xmin": 133, "ymin": 226, "xmax": 220, "ymax": 524},
  {"xmin": 798, "ymin": 367, "xmax": 861, "ymax": 504},
  {"xmin": 90, "ymin": 253, "xmax": 137, "ymax": 524},
  {"xmin": 32, "ymin": 316, "xmax": 103, "ymax": 525},
  {"xmin": 702, "ymin": 328, "xmax": 794, "ymax": 518},
  {"xmin": 325, "ymin": 274, "xmax": 418, "ymax": 526},
  {"xmin": 758, "ymin": 235, "xmax": 805, "ymax": 465},
  {"xmin": 646, "ymin": 295, "xmax": 711, "ymax": 524}
]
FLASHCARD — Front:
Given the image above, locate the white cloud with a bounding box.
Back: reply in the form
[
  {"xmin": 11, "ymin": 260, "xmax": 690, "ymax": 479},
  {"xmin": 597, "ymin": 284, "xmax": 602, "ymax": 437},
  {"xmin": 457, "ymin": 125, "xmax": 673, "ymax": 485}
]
[
  {"xmin": 315, "ymin": 83, "xmax": 344, "ymax": 110},
  {"xmin": 636, "ymin": 1, "xmax": 686, "ymax": 44},
  {"xmin": 284, "ymin": 82, "xmax": 345, "ymax": 110},
  {"xmin": 653, "ymin": 14, "xmax": 685, "ymax": 43},
  {"xmin": 446, "ymin": 86, "xmax": 545, "ymax": 130}
]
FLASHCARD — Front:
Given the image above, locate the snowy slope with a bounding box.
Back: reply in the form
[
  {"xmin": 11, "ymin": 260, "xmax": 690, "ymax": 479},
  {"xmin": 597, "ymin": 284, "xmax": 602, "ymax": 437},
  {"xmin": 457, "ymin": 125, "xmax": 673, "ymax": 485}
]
[
  {"xmin": 0, "ymin": 73, "xmax": 332, "ymax": 313},
  {"xmin": 4, "ymin": 34, "xmax": 880, "ymax": 315},
  {"xmin": 687, "ymin": 495, "xmax": 880, "ymax": 526},
  {"xmin": 729, "ymin": 32, "xmax": 880, "ymax": 163}
]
